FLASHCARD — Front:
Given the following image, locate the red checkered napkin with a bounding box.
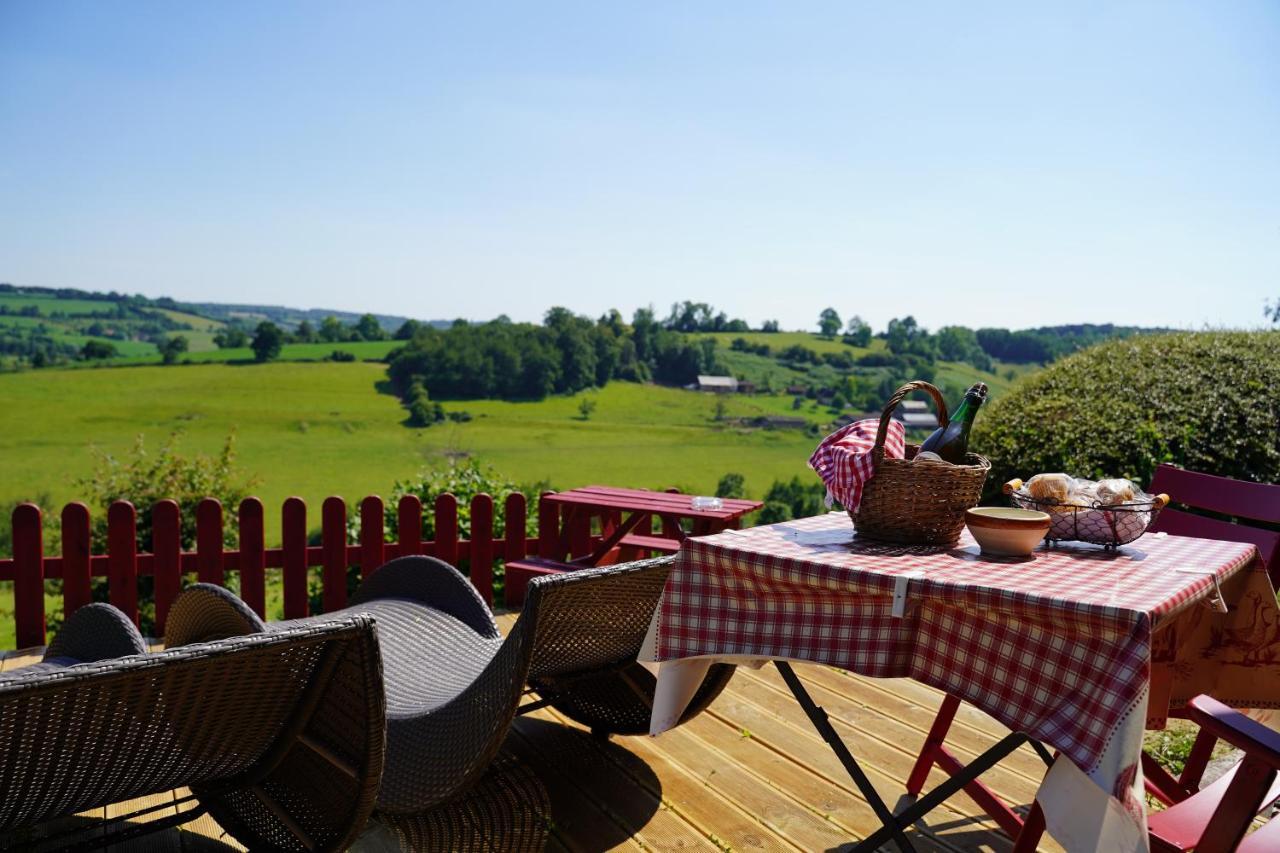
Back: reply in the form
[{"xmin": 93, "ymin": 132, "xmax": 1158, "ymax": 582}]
[{"xmin": 808, "ymin": 418, "xmax": 906, "ymax": 511}]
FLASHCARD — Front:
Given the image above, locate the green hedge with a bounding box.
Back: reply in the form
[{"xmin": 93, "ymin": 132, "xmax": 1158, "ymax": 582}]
[{"xmin": 973, "ymin": 331, "xmax": 1280, "ymax": 501}]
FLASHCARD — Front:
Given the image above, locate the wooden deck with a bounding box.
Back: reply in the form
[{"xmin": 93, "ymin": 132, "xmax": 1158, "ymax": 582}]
[{"xmin": 2, "ymin": 613, "xmax": 1062, "ymax": 852}]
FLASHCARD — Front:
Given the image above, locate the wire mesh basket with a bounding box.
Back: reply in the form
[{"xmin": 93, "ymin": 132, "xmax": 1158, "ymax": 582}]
[{"xmin": 1003, "ymin": 478, "xmax": 1170, "ymax": 549}]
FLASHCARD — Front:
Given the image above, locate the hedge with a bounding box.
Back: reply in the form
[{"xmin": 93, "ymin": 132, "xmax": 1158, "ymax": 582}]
[{"xmin": 972, "ymin": 330, "xmax": 1280, "ymax": 501}]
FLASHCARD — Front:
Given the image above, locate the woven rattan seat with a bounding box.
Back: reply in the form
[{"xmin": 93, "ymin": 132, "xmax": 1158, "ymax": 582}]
[
  {"xmin": 166, "ymin": 554, "xmax": 735, "ymax": 816},
  {"xmin": 0, "ymin": 602, "xmax": 384, "ymax": 852}
]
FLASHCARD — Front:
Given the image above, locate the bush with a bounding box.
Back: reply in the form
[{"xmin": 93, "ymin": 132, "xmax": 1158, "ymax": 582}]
[
  {"xmin": 973, "ymin": 331, "xmax": 1280, "ymax": 502},
  {"xmin": 77, "ymin": 431, "xmax": 257, "ymax": 634},
  {"xmin": 328, "ymin": 349, "xmax": 356, "ymax": 362}
]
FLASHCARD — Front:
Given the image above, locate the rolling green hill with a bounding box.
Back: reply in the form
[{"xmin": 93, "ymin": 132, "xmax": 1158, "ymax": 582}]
[{"xmin": 0, "ymin": 363, "xmax": 837, "ymax": 539}]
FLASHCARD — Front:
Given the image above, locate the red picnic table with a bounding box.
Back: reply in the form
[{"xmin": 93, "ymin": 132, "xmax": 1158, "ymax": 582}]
[
  {"xmin": 504, "ymin": 486, "xmax": 762, "ymax": 607},
  {"xmin": 640, "ymin": 511, "xmax": 1280, "ymax": 852}
]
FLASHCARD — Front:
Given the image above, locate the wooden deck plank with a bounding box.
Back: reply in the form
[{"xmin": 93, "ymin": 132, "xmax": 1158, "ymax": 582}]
[
  {"xmin": 740, "ymin": 665, "xmax": 1047, "ymax": 807},
  {"xmin": 798, "ymin": 666, "xmax": 1053, "ymax": 783},
  {"xmin": 105, "ymin": 790, "xmax": 183, "ymax": 853},
  {"xmin": 542, "ymin": 708, "xmax": 850, "ymax": 852},
  {"xmin": 667, "ymin": 698, "xmax": 968, "ymax": 853},
  {"xmin": 506, "ymin": 713, "xmax": 680, "ymax": 851},
  {"xmin": 702, "ymin": 682, "xmax": 1017, "ymax": 852}
]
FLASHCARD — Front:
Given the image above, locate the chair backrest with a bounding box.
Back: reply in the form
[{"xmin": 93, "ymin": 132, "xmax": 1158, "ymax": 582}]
[
  {"xmin": 1149, "ymin": 464, "xmax": 1280, "ymax": 583},
  {"xmin": 523, "ymin": 555, "xmax": 674, "ymax": 680},
  {"xmin": 0, "ymin": 616, "xmax": 382, "ymax": 846}
]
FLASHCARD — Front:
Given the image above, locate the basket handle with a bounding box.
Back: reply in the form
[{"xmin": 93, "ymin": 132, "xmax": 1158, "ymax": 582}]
[
  {"xmin": 874, "ymin": 380, "xmax": 950, "ymax": 451},
  {"xmin": 1003, "ymin": 478, "xmax": 1023, "ymax": 495}
]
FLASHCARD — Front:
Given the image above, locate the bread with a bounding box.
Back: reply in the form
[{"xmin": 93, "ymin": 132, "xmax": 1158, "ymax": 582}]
[
  {"xmin": 1095, "ymin": 478, "xmax": 1137, "ymax": 506},
  {"xmin": 1026, "ymin": 473, "xmax": 1074, "ymax": 504}
]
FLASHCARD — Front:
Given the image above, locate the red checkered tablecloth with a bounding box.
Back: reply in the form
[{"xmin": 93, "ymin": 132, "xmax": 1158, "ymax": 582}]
[{"xmin": 650, "ymin": 512, "xmax": 1266, "ymax": 777}]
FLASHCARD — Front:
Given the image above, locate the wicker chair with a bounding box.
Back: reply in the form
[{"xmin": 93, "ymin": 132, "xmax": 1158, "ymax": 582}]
[
  {"xmin": 0, "ymin": 603, "xmax": 384, "ymax": 852},
  {"xmin": 166, "ymin": 554, "xmax": 734, "ymax": 814}
]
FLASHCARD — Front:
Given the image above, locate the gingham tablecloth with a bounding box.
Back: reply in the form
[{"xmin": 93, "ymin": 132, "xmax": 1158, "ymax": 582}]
[{"xmin": 639, "ymin": 512, "xmax": 1278, "ymax": 853}]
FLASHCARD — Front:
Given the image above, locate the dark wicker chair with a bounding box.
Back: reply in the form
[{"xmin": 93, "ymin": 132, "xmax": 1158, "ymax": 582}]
[
  {"xmin": 166, "ymin": 554, "xmax": 733, "ymax": 815},
  {"xmin": 0, "ymin": 603, "xmax": 385, "ymax": 852}
]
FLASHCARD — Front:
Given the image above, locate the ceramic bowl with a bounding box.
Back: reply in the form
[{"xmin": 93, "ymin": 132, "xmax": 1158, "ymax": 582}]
[{"xmin": 965, "ymin": 507, "xmax": 1051, "ymax": 557}]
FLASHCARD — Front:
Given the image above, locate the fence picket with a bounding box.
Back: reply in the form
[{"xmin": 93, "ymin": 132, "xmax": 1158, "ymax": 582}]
[
  {"xmin": 538, "ymin": 492, "xmax": 558, "ymax": 559},
  {"xmin": 397, "ymin": 495, "xmax": 422, "ymax": 558},
  {"xmin": 152, "ymin": 500, "xmax": 182, "ymax": 635},
  {"xmin": 61, "ymin": 503, "xmax": 92, "ymax": 620},
  {"xmin": 504, "ymin": 492, "xmax": 527, "ymax": 563},
  {"xmin": 434, "ymin": 494, "xmax": 458, "ymax": 567},
  {"xmin": 107, "ymin": 501, "xmax": 138, "ymax": 627},
  {"xmin": 470, "ymin": 494, "xmax": 493, "ymax": 605},
  {"xmin": 239, "ymin": 498, "xmax": 266, "ymax": 618},
  {"xmin": 196, "ymin": 499, "xmax": 223, "ymax": 586},
  {"xmin": 13, "ymin": 504, "xmax": 44, "ymax": 649},
  {"xmin": 0, "ymin": 489, "xmax": 556, "ymax": 649},
  {"xmin": 282, "ymin": 497, "xmax": 309, "ymax": 619},
  {"xmin": 322, "ymin": 497, "xmax": 347, "ymax": 612},
  {"xmin": 360, "ymin": 496, "xmax": 384, "ymax": 577}
]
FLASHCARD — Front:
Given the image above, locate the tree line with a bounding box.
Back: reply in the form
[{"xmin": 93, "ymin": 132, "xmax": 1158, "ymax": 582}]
[{"xmin": 385, "ymin": 306, "xmax": 724, "ymax": 403}]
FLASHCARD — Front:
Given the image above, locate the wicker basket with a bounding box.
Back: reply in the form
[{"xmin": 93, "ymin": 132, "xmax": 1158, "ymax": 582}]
[{"xmin": 853, "ymin": 380, "xmax": 991, "ymax": 545}]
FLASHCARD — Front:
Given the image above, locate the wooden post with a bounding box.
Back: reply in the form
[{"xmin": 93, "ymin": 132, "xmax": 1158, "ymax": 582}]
[
  {"xmin": 238, "ymin": 498, "xmax": 266, "ymax": 618},
  {"xmin": 196, "ymin": 498, "xmax": 223, "ymax": 586},
  {"xmin": 470, "ymin": 494, "xmax": 493, "ymax": 604},
  {"xmin": 282, "ymin": 497, "xmax": 309, "ymax": 619},
  {"xmin": 504, "ymin": 492, "xmax": 527, "ymax": 563},
  {"xmin": 537, "ymin": 492, "xmax": 559, "ymax": 559},
  {"xmin": 12, "ymin": 503, "xmax": 45, "ymax": 649},
  {"xmin": 322, "ymin": 497, "xmax": 347, "ymax": 612},
  {"xmin": 152, "ymin": 500, "xmax": 182, "ymax": 635},
  {"xmin": 434, "ymin": 494, "xmax": 458, "ymax": 568},
  {"xmin": 107, "ymin": 501, "xmax": 138, "ymax": 627},
  {"xmin": 60, "ymin": 502, "xmax": 92, "ymax": 620},
  {"xmin": 360, "ymin": 496, "xmax": 384, "ymax": 577},
  {"xmin": 397, "ymin": 494, "xmax": 422, "ymax": 557}
]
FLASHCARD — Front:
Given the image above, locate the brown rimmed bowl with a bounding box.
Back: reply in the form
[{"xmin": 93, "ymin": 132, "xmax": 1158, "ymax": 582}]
[{"xmin": 965, "ymin": 507, "xmax": 1051, "ymax": 557}]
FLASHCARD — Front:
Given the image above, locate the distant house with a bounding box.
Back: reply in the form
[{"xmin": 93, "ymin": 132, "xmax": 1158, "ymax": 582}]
[
  {"xmin": 743, "ymin": 415, "xmax": 808, "ymax": 430},
  {"xmin": 785, "ymin": 385, "xmax": 807, "ymax": 395},
  {"xmin": 736, "ymin": 380, "xmax": 756, "ymax": 394},
  {"xmin": 835, "ymin": 400, "xmax": 938, "ymax": 431},
  {"xmin": 697, "ymin": 375, "xmax": 739, "ymax": 393},
  {"xmin": 896, "ymin": 399, "xmax": 939, "ymax": 430}
]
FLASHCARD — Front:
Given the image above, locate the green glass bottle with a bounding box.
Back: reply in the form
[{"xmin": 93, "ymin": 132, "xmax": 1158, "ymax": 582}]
[{"xmin": 919, "ymin": 383, "xmax": 987, "ymax": 464}]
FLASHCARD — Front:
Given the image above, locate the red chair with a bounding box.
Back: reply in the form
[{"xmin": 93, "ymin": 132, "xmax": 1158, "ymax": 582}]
[
  {"xmin": 1015, "ymin": 696, "xmax": 1280, "ymax": 852},
  {"xmin": 1149, "ymin": 464, "xmax": 1280, "ymax": 586}
]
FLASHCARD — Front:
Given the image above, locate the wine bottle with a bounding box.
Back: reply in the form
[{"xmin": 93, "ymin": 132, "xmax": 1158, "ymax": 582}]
[{"xmin": 919, "ymin": 383, "xmax": 987, "ymax": 464}]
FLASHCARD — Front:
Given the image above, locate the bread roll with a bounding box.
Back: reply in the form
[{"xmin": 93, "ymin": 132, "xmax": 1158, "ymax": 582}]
[
  {"xmin": 1026, "ymin": 473, "xmax": 1074, "ymax": 504},
  {"xmin": 1095, "ymin": 478, "xmax": 1137, "ymax": 506}
]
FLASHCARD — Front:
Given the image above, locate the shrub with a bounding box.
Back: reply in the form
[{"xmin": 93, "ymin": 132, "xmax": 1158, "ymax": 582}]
[
  {"xmin": 716, "ymin": 472, "xmax": 745, "ymax": 499},
  {"xmin": 77, "ymin": 431, "xmax": 257, "ymax": 634},
  {"xmin": 973, "ymin": 331, "xmax": 1280, "ymax": 502},
  {"xmin": 383, "ymin": 458, "xmax": 537, "ymax": 543},
  {"xmin": 328, "ymin": 349, "xmax": 356, "ymax": 362}
]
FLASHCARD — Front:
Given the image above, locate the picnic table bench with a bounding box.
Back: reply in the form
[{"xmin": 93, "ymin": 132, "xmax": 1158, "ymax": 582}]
[{"xmin": 504, "ymin": 486, "xmax": 761, "ymax": 606}]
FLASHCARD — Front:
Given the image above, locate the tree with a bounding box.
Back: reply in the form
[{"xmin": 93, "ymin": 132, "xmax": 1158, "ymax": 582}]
[
  {"xmin": 577, "ymin": 397, "xmax": 597, "ymax": 420},
  {"xmin": 212, "ymin": 327, "xmax": 249, "ymax": 348},
  {"xmin": 251, "ymin": 321, "xmax": 284, "ymax": 362},
  {"xmin": 760, "ymin": 320, "xmax": 780, "ymax": 333},
  {"xmin": 294, "ymin": 320, "xmax": 316, "ymax": 343},
  {"xmin": 81, "ymin": 340, "xmax": 117, "ymax": 359},
  {"xmin": 1268, "ymin": 299, "xmax": 1280, "ymax": 325},
  {"xmin": 319, "ymin": 315, "xmax": 347, "ymax": 342},
  {"xmin": 818, "ymin": 308, "xmax": 842, "ymax": 338},
  {"xmin": 156, "ymin": 335, "xmax": 188, "ymax": 364},
  {"xmin": 354, "ymin": 313, "xmax": 385, "ymax": 341},
  {"xmin": 395, "ymin": 319, "xmax": 422, "ymax": 340},
  {"xmin": 842, "ymin": 315, "xmax": 872, "ymax": 348},
  {"xmin": 715, "ymin": 473, "xmax": 745, "ymax": 499}
]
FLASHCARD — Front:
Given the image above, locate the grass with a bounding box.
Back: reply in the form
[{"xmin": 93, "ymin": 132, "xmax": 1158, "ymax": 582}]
[
  {"xmin": 98, "ymin": 339, "xmax": 405, "ymax": 366},
  {"xmin": 0, "ymin": 362, "xmax": 825, "ymax": 540},
  {"xmin": 700, "ymin": 330, "xmax": 889, "ymax": 357},
  {"xmin": 0, "ymin": 293, "xmax": 112, "ymax": 315}
]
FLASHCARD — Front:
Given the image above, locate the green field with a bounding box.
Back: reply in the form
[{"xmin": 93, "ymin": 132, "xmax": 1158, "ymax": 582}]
[
  {"xmin": 702, "ymin": 330, "xmax": 889, "ymax": 356},
  {"xmin": 0, "ymin": 362, "xmax": 827, "ymax": 538},
  {"xmin": 0, "ymin": 293, "xmax": 113, "ymax": 315}
]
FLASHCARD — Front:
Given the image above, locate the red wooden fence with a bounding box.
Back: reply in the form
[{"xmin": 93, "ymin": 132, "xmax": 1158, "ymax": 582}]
[{"xmin": 0, "ymin": 492, "xmax": 546, "ymax": 649}]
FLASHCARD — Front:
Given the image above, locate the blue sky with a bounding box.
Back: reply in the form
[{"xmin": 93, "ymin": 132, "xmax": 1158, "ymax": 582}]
[{"xmin": 2, "ymin": 2, "xmax": 1277, "ymax": 331}]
